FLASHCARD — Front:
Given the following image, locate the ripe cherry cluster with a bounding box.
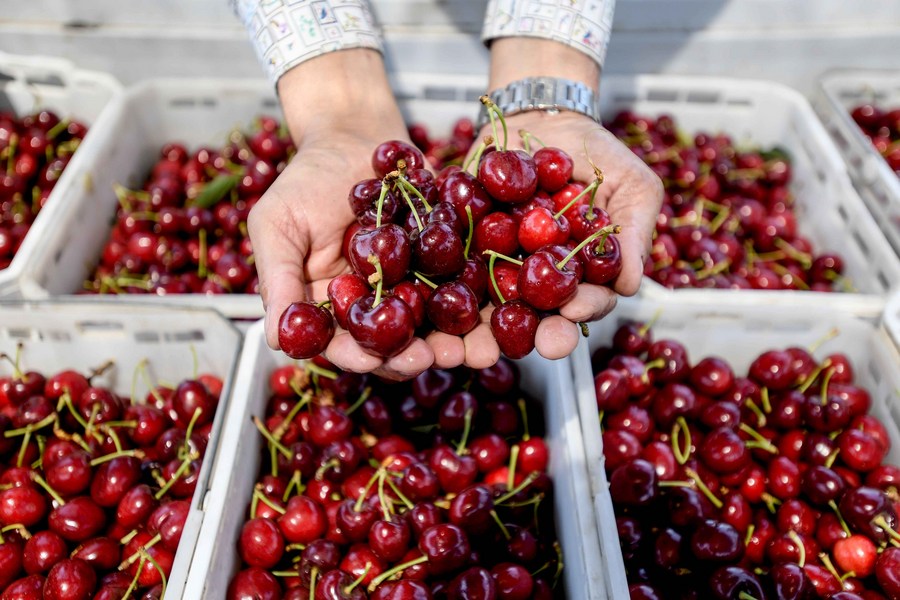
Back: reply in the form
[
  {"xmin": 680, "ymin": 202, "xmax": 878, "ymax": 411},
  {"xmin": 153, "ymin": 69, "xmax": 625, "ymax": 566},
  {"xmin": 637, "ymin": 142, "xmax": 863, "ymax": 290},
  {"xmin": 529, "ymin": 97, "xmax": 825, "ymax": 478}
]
[
  {"xmin": 279, "ymin": 98, "xmax": 622, "ymax": 362},
  {"xmin": 84, "ymin": 116, "xmax": 294, "ymax": 296},
  {"xmin": 851, "ymin": 104, "xmax": 900, "ymax": 174},
  {"xmin": 0, "ymin": 350, "xmax": 223, "ymax": 598},
  {"xmin": 0, "ymin": 110, "xmax": 88, "ymax": 270},
  {"xmin": 228, "ymin": 357, "xmax": 561, "ymax": 599},
  {"xmin": 592, "ymin": 320, "xmax": 900, "ymax": 598},
  {"xmin": 608, "ymin": 111, "xmax": 850, "ymax": 292}
]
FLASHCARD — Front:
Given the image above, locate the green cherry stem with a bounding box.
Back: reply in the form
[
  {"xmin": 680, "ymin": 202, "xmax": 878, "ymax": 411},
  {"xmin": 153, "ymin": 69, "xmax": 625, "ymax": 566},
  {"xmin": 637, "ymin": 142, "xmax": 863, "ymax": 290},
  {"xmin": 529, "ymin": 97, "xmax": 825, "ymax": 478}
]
[
  {"xmin": 788, "ymin": 530, "xmax": 806, "ymax": 568},
  {"xmin": 486, "ymin": 252, "xmax": 506, "ymax": 305},
  {"xmin": 374, "ymin": 180, "xmax": 390, "ymax": 229},
  {"xmin": 345, "ymin": 386, "xmax": 372, "ymax": 416},
  {"xmin": 273, "ymin": 391, "xmax": 312, "ymax": 442},
  {"xmin": 385, "ymin": 476, "xmax": 414, "ymax": 510},
  {"xmin": 553, "ymin": 177, "xmax": 601, "ymax": 221},
  {"xmin": 463, "ymin": 205, "xmax": 474, "ymax": 260},
  {"xmin": 412, "ymin": 271, "xmax": 438, "ymax": 290},
  {"xmin": 507, "ymin": 444, "xmax": 520, "ymax": 491},
  {"xmin": 480, "ymin": 95, "xmax": 508, "ymax": 151},
  {"xmin": 367, "ymin": 555, "xmax": 429, "ymax": 592},
  {"xmin": 368, "ymin": 255, "xmax": 385, "ymax": 306},
  {"xmin": 684, "ymin": 467, "xmax": 723, "ymax": 509},
  {"xmin": 397, "ymin": 185, "xmax": 424, "ymax": 231},
  {"xmin": 454, "ymin": 409, "xmax": 475, "ymax": 455},
  {"xmin": 463, "ymin": 136, "xmax": 493, "ymax": 176},
  {"xmin": 557, "ymin": 225, "xmax": 621, "ymax": 270},
  {"xmin": 396, "ymin": 176, "xmax": 432, "ymax": 212},
  {"xmin": 820, "ymin": 365, "xmax": 836, "ymax": 406},
  {"xmin": 154, "ymin": 456, "xmax": 192, "ymax": 500},
  {"xmin": 518, "ymin": 129, "xmax": 546, "ymax": 154},
  {"xmin": 252, "ymin": 416, "xmax": 292, "ymax": 459},
  {"xmin": 31, "ymin": 473, "xmax": 65, "ymax": 506}
]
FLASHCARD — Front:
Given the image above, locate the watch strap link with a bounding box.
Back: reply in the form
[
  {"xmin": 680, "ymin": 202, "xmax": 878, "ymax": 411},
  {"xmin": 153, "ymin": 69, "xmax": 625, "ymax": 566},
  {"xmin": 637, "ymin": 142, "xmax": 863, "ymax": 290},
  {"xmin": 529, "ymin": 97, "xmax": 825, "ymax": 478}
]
[{"xmin": 476, "ymin": 76, "xmax": 601, "ymax": 131}]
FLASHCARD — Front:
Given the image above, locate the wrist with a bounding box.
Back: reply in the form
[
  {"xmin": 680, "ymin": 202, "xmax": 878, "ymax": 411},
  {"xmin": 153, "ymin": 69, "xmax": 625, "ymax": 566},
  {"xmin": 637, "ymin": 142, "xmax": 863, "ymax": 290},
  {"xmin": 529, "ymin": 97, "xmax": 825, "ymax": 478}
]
[
  {"xmin": 277, "ymin": 49, "xmax": 405, "ymax": 145},
  {"xmin": 488, "ymin": 38, "xmax": 601, "ymax": 93}
]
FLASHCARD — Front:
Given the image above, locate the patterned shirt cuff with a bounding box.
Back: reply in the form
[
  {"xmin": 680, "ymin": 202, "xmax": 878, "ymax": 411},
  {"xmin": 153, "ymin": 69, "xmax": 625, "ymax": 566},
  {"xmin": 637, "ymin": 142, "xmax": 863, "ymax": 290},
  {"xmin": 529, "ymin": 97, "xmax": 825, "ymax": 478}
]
[
  {"xmin": 481, "ymin": 0, "xmax": 616, "ymax": 68},
  {"xmin": 233, "ymin": 0, "xmax": 384, "ymax": 85}
]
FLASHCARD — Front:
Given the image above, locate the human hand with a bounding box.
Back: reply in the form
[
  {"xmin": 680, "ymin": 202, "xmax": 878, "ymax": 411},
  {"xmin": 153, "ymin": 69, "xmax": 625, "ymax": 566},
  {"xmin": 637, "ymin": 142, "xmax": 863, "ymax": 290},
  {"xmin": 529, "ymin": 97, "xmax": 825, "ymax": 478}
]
[
  {"xmin": 448, "ymin": 109, "xmax": 664, "ymax": 368},
  {"xmin": 249, "ymin": 50, "xmax": 436, "ymax": 380}
]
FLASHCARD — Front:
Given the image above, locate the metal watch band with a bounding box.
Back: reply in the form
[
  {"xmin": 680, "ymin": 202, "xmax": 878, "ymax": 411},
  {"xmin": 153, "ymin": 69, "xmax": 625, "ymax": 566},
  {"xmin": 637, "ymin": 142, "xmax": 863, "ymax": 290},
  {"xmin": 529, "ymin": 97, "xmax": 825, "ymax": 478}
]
[{"xmin": 476, "ymin": 76, "xmax": 601, "ymax": 131}]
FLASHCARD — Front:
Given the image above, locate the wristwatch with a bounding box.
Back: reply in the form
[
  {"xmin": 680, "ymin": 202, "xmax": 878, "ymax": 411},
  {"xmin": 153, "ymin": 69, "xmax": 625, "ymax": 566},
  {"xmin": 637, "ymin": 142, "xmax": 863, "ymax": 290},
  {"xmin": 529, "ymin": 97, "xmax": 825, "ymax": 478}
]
[{"xmin": 475, "ymin": 76, "xmax": 601, "ymax": 131}]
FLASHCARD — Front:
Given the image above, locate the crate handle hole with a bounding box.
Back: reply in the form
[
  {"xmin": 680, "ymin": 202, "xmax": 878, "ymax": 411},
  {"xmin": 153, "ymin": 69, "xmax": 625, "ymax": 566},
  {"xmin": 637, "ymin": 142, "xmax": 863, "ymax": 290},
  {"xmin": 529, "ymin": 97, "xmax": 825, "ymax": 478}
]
[{"xmin": 25, "ymin": 74, "xmax": 65, "ymax": 87}]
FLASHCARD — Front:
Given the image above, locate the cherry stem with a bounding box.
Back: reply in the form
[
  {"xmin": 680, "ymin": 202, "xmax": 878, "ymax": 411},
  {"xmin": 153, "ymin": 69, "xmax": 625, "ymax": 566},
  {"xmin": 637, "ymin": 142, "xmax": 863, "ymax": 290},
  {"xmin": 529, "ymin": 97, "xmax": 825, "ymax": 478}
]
[
  {"xmin": 487, "ymin": 252, "xmax": 506, "ymax": 305},
  {"xmin": 760, "ymin": 387, "xmax": 772, "ymax": 414},
  {"xmin": 824, "ymin": 448, "xmax": 840, "ymax": 469},
  {"xmin": 282, "ymin": 470, "xmax": 304, "ymax": 503},
  {"xmin": 463, "ymin": 205, "xmax": 474, "ymax": 260},
  {"xmin": 30, "ymin": 472, "xmax": 65, "ymax": 506},
  {"xmin": 309, "ymin": 567, "xmax": 318, "ymax": 600},
  {"xmin": 354, "ymin": 468, "xmax": 383, "ymax": 513},
  {"xmin": 122, "ymin": 556, "xmax": 147, "ymax": 598},
  {"xmin": 4, "ymin": 412, "xmax": 57, "ymax": 438},
  {"xmin": 398, "ymin": 185, "xmax": 425, "ymax": 231},
  {"xmin": 820, "ymin": 365, "xmax": 836, "ymax": 406},
  {"xmin": 557, "ymin": 225, "xmax": 621, "ymax": 270},
  {"xmin": 119, "ymin": 533, "xmax": 162, "ymax": 570},
  {"xmin": 507, "ymin": 444, "xmax": 520, "ymax": 491},
  {"xmin": 684, "ymin": 467, "xmax": 723, "ymax": 509},
  {"xmin": 775, "ymin": 238, "xmax": 813, "ymax": 269},
  {"xmin": 708, "ymin": 205, "xmax": 731, "ymax": 234},
  {"xmin": 797, "ymin": 359, "xmax": 832, "ymax": 394},
  {"xmin": 377, "ymin": 471, "xmax": 391, "ymax": 520},
  {"xmin": 5, "ymin": 135, "xmax": 17, "ymax": 176},
  {"xmin": 738, "ymin": 423, "xmax": 778, "ymax": 454},
  {"xmin": 0, "ymin": 524, "xmax": 31, "ymax": 542},
  {"xmin": 413, "ymin": 271, "xmax": 438, "ymax": 290},
  {"xmin": 553, "ymin": 179, "xmax": 599, "ymax": 221},
  {"xmin": 368, "ymin": 254, "xmax": 385, "ymax": 306},
  {"xmin": 518, "ymin": 129, "xmax": 546, "ymax": 154},
  {"xmin": 743, "ymin": 524, "xmax": 755, "ymax": 547},
  {"xmin": 154, "ymin": 456, "xmax": 191, "ymax": 500},
  {"xmin": 385, "ymin": 476, "xmax": 414, "ymax": 510},
  {"xmin": 696, "ymin": 259, "xmax": 732, "ymax": 280},
  {"xmin": 455, "ymin": 409, "xmax": 475, "ymax": 455},
  {"xmin": 345, "ymin": 386, "xmax": 372, "ymax": 416},
  {"xmin": 788, "ymin": 530, "xmax": 806, "ymax": 568},
  {"xmin": 743, "ymin": 398, "xmax": 767, "ymax": 428},
  {"xmin": 368, "ymin": 554, "xmax": 429, "ymax": 592},
  {"xmin": 198, "ymin": 228, "xmax": 208, "ymax": 279},
  {"xmin": 491, "ymin": 510, "xmax": 511, "ymax": 540},
  {"xmin": 252, "ymin": 416, "xmax": 292, "ymax": 459},
  {"xmin": 482, "ymin": 249, "xmax": 523, "ymax": 266},
  {"xmin": 90, "ymin": 449, "xmax": 142, "ymax": 467},
  {"xmin": 671, "ymin": 416, "xmax": 692, "ymax": 465},
  {"xmin": 807, "ymin": 328, "xmax": 840, "ymax": 354},
  {"xmin": 517, "ymin": 398, "xmax": 532, "ymax": 441},
  {"xmin": 495, "ymin": 472, "xmax": 539, "ymax": 505},
  {"xmin": 737, "ymin": 594, "xmax": 758, "ymax": 600},
  {"xmin": 254, "ymin": 488, "xmax": 286, "ymax": 515},
  {"xmin": 872, "ymin": 516, "xmax": 900, "ymax": 542},
  {"xmin": 273, "ymin": 391, "xmax": 312, "ymax": 442},
  {"xmin": 480, "ymin": 95, "xmax": 508, "ymax": 151},
  {"xmin": 463, "ymin": 136, "xmax": 492, "ymax": 176},
  {"xmin": 761, "ymin": 492, "xmax": 782, "ymax": 513},
  {"xmin": 143, "ymin": 550, "xmax": 169, "ymax": 598},
  {"xmin": 345, "ymin": 563, "xmax": 372, "ymax": 594},
  {"xmin": 819, "ymin": 552, "xmax": 843, "ymax": 583},
  {"xmin": 315, "ymin": 457, "xmax": 340, "ymax": 481},
  {"xmin": 396, "ymin": 176, "xmax": 432, "ymax": 212},
  {"xmin": 374, "ymin": 181, "xmax": 390, "ymax": 229}
]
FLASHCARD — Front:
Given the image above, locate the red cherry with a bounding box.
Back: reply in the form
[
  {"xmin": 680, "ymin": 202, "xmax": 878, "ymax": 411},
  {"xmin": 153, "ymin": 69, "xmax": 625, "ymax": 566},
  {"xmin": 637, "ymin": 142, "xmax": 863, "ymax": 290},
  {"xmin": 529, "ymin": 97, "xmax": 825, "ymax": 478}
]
[{"xmin": 278, "ymin": 301, "xmax": 336, "ymax": 359}]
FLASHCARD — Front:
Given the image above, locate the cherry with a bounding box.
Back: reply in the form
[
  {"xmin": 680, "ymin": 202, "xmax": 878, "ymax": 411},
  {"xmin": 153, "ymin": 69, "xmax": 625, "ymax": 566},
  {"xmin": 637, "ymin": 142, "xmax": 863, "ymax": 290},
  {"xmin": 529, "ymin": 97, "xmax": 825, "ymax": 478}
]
[
  {"xmin": 412, "ymin": 222, "xmax": 465, "ymax": 277},
  {"xmin": 833, "ymin": 534, "xmax": 878, "ymax": 579},
  {"xmin": 708, "ymin": 565, "xmax": 767, "ymax": 600},
  {"xmin": 45, "ymin": 450, "xmax": 92, "ymax": 497},
  {"xmin": 609, "ymin": 459, "xmax": 657, "ymax": 506},
  {"xmin": 447, "ymin": 566, "xmax": 496, "ymax": 600},
  {"xmin": 347, "ymin": 294, "xmax": 415, "ymax": 358},
  {"xmin": 769, "ymin": 562, "xmax": 814, "ymax": 600},
  {"xmin": 90, "ymin": 456, "xmax": 142, "ymax": 507},
  {"xmin": 0, "ymin": 484, "xmax": 47, "ymax": 527},
  {"xmin": 517, "ymin": 250, "xmax": 577, "ymax": 310},
  {"xmin": 439, "ymin": 171, "xmax": 493, "ymax": 225},
  {"xmin": 478, "ymin": 149, "xmax": 537, "ymax": 203},
  {"xmin": 23, "ymin": 531, "xmax": 68, "ymax": 575},
  {"xmin": 579, "ymin": 234, "xmax": 622, "ymax": 285},
  {"xmin": 838, "ymin": 429, "xmax": 886, "ymax": 473},
  {"xmin": 490, "ymin": 301, "xmax": 539, "ymax": 359},
  {"xmin": 277, "ymin": 302, "xmax": 335, "ymax": 359},
  {"xmin": 368, "ymin": 518, "xmax": 411, "ymax": 563},
  {"xmin": 839, "ymin": 487, "xmax": 899, "ymax": 544},
  {"xmin": 70, "ymin": 537, "xmax": 120, "ymax": 572},
  {"xmin": 425, "ymin": 281, "xmax": 479, "ymax": 335},
  {"xmin": 875, "ymin": 547, "xmax": 900, "ymax": 598},
  {"xmin": 699, "ymin": 427, "xmax": 748, "ymax": 474},
  {"xmin": 533, "ymin": 147, "xmax": 574, "ymax": 192},
  {"xmin": 348, "ymin": 225, "xmax": 411, "ymax": 288},
  {"xmin": 749, "ymin": 350, "xmax": 795, "ymax": 389},
  {"xmin": 238, "ymin": 517, "xmax": 284, "ymax": 570},
  {"xmin": 44, "ymin": 558, "xmax": 96, "ymax": 600},
  {"xmin": 372, "ymin": 140, "xmax": 426, "ymax": 178},
  {"xmin": 227, "ymin": 567, "xmax": 282, "ymax": 600},
  {"xmin": 691, "ymin": 519, "xmax": 744, "ymax": 563},
  {"xmin": 429, "ymin": 446, "xmax": 477, "ymax": 493},
  {"xmin": 473, "ymin": 212, "xmax": 518, "ymax": 257},
  {"xmin": 490, "ymin": 563, "xmax": 532, "ymax": 600},
  {"xmin": 418, "ymin": 523, "xmax": 471, "ymax": 574}
]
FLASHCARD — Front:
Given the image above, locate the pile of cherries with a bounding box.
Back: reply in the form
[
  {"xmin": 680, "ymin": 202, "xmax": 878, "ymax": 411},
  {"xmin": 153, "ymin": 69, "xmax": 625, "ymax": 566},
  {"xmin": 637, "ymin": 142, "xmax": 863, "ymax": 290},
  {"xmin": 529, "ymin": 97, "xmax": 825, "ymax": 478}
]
[
  {"xmin": 407, "ymin": 117, "xmax": 477, "ymax": 171},
  {"xmin": 592, "ymin": 319, "xmax": 900, "ymax": 598},
  {"xmin": 84, "ymin": 115, "xmax": 295, "ymax": 296},
  {"xmin": 608, "ymin": 111, "xmax": 850, "ymax": 292},
  {"xmin": 279, "ymin": 98, "xmax": 622, "ymax": 361},
  {"xmin": 228, "ymin": 357, "xmax": 562, "ymax": 599},
  {"xmin": 0, "ymin": 350, "xmax": 223, "ymax": 598},
  {"xmin": 850, "ymin": 104, "xmax": 900, "ymax": 175},
  {"xmin": 0, "ymin": 109, "xmax": 88, "ymax": 270}
]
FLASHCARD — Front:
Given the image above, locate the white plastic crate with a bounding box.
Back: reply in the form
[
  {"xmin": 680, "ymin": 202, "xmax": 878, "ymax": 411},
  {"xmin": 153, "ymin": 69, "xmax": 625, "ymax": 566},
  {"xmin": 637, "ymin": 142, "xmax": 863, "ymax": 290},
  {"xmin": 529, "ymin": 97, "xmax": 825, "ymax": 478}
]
[
  {"xmin": 183, "ymin": 319, "xmax": 605, "ymax": 599},
  {"xmin": 887, "ymin": 290, "xmax": 900, "ymax": 354},
  {"xmin": 600, "ymin": 75, "xmax": 900, "ymax": 318},
  {"xmin": 570, "ymin": 296, "xmax": 900, "ymax": 599},
  {"xmin": 817, "ymin": 70, "xmax": 900, "ymax": 256},
  {"xmin": 0, "ymin": 52, "xmax": 120, "ymax": 298},
  {"xmin": 0, "ymin": 301, "xmax": 243, "ymax": 599},
  {"xmin": 15, "ymin": 74, "xmax": 484, "ymax": 319}
]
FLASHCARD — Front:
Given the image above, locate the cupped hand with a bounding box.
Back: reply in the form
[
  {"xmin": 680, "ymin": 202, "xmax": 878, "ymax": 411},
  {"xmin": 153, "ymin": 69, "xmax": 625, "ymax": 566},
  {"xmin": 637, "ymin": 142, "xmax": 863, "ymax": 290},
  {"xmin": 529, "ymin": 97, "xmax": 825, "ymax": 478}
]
[
  {"xmin": 442, "ymin": 109, "xmax": 664, "ymax": 368},
  {"xmin": 248, "ymin": 125, "xmax": 437, "ymax": 381}
]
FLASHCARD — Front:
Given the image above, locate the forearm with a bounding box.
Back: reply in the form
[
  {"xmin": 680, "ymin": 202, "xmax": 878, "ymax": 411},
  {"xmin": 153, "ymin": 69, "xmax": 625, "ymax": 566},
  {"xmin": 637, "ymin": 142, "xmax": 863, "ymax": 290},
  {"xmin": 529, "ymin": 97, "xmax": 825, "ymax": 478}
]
[
  {"xmin": 488, "ymin": 38, "xmax": 601, "ymax": 92},
  {"xmin": 276, "ymin": 49, "xmax": 405, "ymax": 145}
]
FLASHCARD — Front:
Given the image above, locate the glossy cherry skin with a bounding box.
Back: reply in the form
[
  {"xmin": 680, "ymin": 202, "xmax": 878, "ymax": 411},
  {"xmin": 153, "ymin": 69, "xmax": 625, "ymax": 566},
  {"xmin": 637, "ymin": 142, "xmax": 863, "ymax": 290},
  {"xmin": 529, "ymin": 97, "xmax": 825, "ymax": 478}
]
[
  {"xmin": 579, "ymin": 234, "xmax": 622, "ymax": 285},
  {"xmin": 439, "ymin": 171, "xmax": 494, "ymax": 225},
  {"xmin": 227, "ymin": 567, "xmax": 282, "ymax": 600},
  {"xmin": 875, "ymin": 547, "xmax": 900, "ymax": 598},
  {"xmin": 609, "ymin": 459, "xmax": 657, "ymax": 506},
  {"xmin": 447, "ymin": 566, "xmax": 497, "ymax": 600},
  {"xmin": 372, "ymin": 140, "xmax": 426, "ymax": 178},
  {"xmin": 412, "ymin": 222, "xmax": 466, "ymax": 277},
  {"xmin": 699, "ymin": 427, "xmax": 748, "ymax": 474},
  {"xmin": 419, "ymin": 524, "xmax": 470, "ymax": 574},
  {"xmin": 533, "ymin": 147, "xmax": 574, "ymax": 192},
  {"xmin": 517, "ymin": 250, "xmax": 577, "ymax": 311},
  {"xmin": 490, "ymin": 300, "xmax": 539, "ymax": 359},
  {"xmin": 23, "ymin": 531, "xmax": 67, "ymax": 575},
  {"xmin": 347, "ymin": 294, "xmax": 415, "ymax": 358},
  {"xmin": 708, "ymin": 566, "xmax": 767, "ymax": 600},
  {"xmin": 278, "ymin": 302, "xmax": 335, "ymax": 359},
  {"xmin": 426, "ymin": 281, "xmax": 480, "ymax": 335},
  {"xmin": 327, "ymin": 273, "xmax": 370, "ymax": 330},
  {"xmin": 473, "ymin": 212, "xmax": 519, "ymax": 257},
  {"xmin": 347, "ymin": 225, "xmax": 411, "ymax": 287},
  {"xmin": 44, "ymin": 558, "xmax": 96, "ymax": 600},
  {"xmin": 478, "ymin": 149, "xmax": 538, "ymax": 203},
  {"xmin": 238, "ymin": 517, "xmax": 284, "ymax": 570}
]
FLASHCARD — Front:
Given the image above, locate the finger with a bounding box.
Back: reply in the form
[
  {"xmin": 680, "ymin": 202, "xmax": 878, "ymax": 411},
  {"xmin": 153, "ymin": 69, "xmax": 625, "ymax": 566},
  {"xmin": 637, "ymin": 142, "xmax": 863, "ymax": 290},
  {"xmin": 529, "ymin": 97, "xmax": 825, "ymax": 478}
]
[
  {"xmin": 607, "ymin": 172, "xmax": 664, "ymax": 296},
  {"xmin": 534, "ymin": 316, "xmax": 580, "ymax": 360},
  {"xmin": 248, "ymin": 204, "xmax": 309, "ymax": 350},
  {"xmin": 463, "ymin": 320, "xmax": 501, "ymax": 370},
  {"xmin": 559, "ymin": 283, "xmax": 618, "ymax": 323},
  {"xmin": 378, "ymin": 339, "xmax": 436, "ymax": 381},
  {"xmin": 324, "ymin": 331, "xmax": 384, "ymax": 373},
  {"xmin": 425, "ymin": 331, "xmax": 466, "ymax": 370}
]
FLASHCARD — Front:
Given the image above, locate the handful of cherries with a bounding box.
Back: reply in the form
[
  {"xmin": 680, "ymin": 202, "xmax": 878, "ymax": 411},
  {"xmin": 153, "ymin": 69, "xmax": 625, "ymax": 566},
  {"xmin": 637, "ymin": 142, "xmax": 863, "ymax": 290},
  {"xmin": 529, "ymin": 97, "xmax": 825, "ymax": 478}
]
[
  {"xmin": 228, "ymin": 357, "xmax": 562, "ymax": 599},
  {"xmin": 0, "ymin": 109, "xmax": 88, "ymax": 271},
  {"xmin": 0, "ymin": 348, "xmax": 223, "ymax": 599},
  {"xmin": 84, "ymin": 115, "xmax": 295, "ymax": 296},
  {"xmin": 608, "ymin": 110, "xmax": 851, "ymax": 292},
  {"xmin": 850, "ymin": 104, "xmax": 900, "ymax": 175},
  {"xmin": 592, "ymin": 319, "xmax": 900, "ymax": 599},
  {"xmin": 279, "ymin": 97, "xmax": 622, "ymax": 362}
]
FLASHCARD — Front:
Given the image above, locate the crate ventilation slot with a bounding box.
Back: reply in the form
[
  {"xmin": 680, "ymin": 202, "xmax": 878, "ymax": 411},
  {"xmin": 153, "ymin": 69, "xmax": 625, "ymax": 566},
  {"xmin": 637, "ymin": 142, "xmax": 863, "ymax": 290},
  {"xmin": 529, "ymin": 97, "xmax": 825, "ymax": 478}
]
[
  {"xmin": 26, "ymin": 74, "xmax": 64, "ymax": 87},
  {"xmin": 260, "ymin": 98, "xmax": 278, "ymax": 109},
  {"xmin": 725, "ymin": 98, "xmax": 753, "ymax": 107},
  {"xmin": 5, "ymin": 327, "xmax": 37, "ymax": 340},
  {"xmin": 0, "ymin": 70, "xmax": 14, "ymax": 83},
  {"xmin": 134, "ymin": 330, "xmax": 206, "ymax": 343},
  {"xmin": 170, "ymin": 97, "xmax": 219, "ymax": 109},
  {"xmin": 423, "ymin": 87, "xmax": 458, "ymax": 101},
  {"xmin": 685, "ymin": 91, "xmax": 720, "ymax": 104},
  {"xmin": 852, "ymin": 231, "xmax": 869, "ymax": 258},
  {"xmin": 867, "ymin": 360, "xmax": 881, "ymax": 385},
  {"xmin": 646, "ymin": 89, "xmax": 678, "ymax": 103},
  {"xmin": 77, "ymin": 321, "xmax": 126, "ymax": 334},
  {"xmin": 877, "ymin": 271, "xmax": 890, "ymax": 292}
]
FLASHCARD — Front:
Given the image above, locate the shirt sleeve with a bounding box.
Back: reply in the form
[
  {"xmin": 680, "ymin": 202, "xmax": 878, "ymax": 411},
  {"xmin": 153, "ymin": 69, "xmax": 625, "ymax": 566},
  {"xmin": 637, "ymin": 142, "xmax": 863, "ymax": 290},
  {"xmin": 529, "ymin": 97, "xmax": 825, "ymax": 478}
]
[
  {"xmin": 233, "ymin": 0, "xmax": 384, "ymax": 84},
  {"xmin": 481, "ymin": 0, "xmax": 616, "ymax": 67}
]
